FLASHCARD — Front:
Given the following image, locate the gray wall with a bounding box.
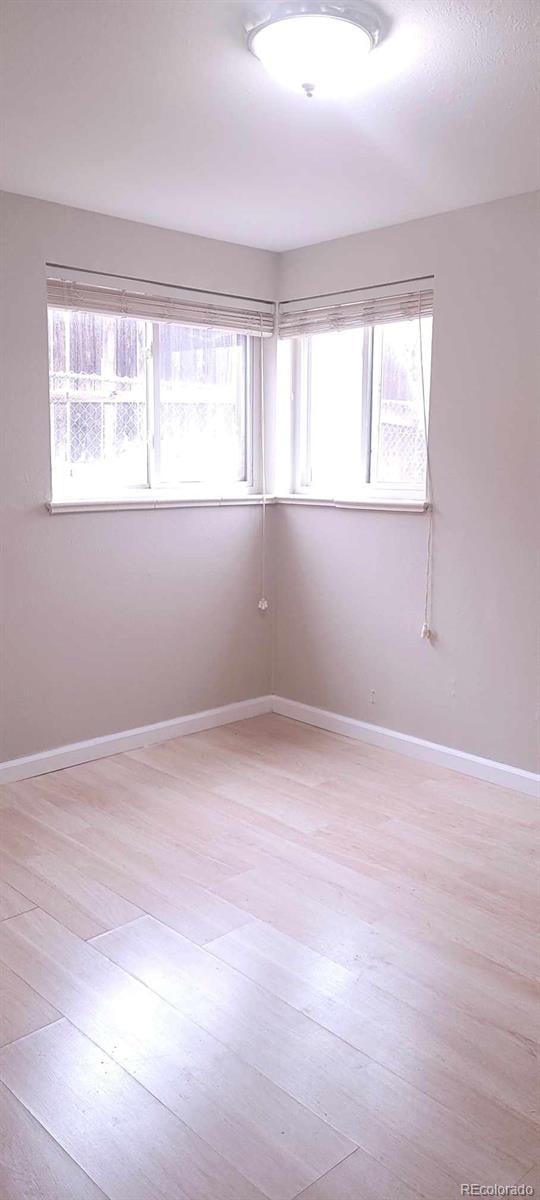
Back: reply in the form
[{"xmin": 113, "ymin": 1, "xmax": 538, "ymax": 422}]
[
  {"xmin": 275, "ymin": 193, "xmax": 540, "ymax": 772},
  {"xmin": 0, "ymin": 193, "xmax": 276, "ymax": 759},
  {"xmin": 2, "ymin": 190, "xmax": 538, "ymax": 773}
]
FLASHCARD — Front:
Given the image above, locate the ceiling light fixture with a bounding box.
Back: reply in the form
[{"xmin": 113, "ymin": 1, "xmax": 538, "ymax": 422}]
[{"xmin": 246, "ymin": 2, "xmax": 380, "ymax": 99}]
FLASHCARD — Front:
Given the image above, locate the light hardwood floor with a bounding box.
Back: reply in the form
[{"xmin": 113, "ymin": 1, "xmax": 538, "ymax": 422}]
[{"xmin": 0, "ymin": 714, "xmax": 537, "ymax": 1200}]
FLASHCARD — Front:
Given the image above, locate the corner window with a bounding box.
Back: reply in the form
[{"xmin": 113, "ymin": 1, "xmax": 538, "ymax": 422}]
[
  {"xmin": 291, "ymin": 315, "xmax": 432, "ymax": 501},
  {"xmin": 48, "ymin": 307, "xmax": 256, "ymax": 499}
]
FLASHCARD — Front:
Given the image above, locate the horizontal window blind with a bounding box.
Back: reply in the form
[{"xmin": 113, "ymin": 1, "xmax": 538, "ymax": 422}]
[
  {"xmin": 47, "ymin": 276, "xmax": 275, "ymax": 337},
  {"xmin": 278, "ymin": 283, "xmax": 434, "ymax": 339}
]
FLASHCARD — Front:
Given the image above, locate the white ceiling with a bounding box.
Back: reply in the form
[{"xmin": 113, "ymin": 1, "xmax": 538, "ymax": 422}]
[{"xmin": 0, "ymin": 0, "xmax": 538, "ymax": 251}]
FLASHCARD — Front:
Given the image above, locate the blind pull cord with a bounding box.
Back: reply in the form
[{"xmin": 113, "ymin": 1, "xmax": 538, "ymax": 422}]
[
  {"xmin": 258, "ymin": 312, "xmax": 269, "ymax": 614},
  {"xmin": 418, "ymin": 296, "xmax": 434, "ymax": 642}
]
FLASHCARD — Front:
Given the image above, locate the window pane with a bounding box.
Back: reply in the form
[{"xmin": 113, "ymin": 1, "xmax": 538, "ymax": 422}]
[
  {"xmin": 48, "ymin": 309, "xmax": 148, "ymax": 495},
  {"xmin": 370, "ymin": 317, "xmax": 432, "ymax": 489},
  {"xmin": 302, "ymin": 328, "xmax": 365, "ymax": 496},
  {"xmin": 158, "ymin": 324, "xmax": 247, "ymax": 485}
]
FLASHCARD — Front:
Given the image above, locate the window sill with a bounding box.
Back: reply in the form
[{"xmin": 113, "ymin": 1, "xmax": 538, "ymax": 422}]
[
  {"xmin": 47, "ymin": 493, "xmax": 429, "ymax": 514},
  {"xmin": 275, "ymin": 494, "xmax": 429, "ymax": 513},
  {"xmin": 47, "ymin": 493, "xmax": 269, "ymax": 514}
]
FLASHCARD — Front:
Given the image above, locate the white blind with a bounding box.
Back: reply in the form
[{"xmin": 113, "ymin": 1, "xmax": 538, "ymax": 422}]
[
  {"xmin": 47, "ymin": 275, "xmax": 276, "ymax": 337},
  {"xmin": 278, "ymin": 282, "xmax": 434, "ymax": 339}
]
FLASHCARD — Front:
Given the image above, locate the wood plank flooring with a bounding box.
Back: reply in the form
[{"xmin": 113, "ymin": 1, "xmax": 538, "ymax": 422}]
[{"xmin": 0, "ymin": 714, "xmax": 537, "ymax": 1200}]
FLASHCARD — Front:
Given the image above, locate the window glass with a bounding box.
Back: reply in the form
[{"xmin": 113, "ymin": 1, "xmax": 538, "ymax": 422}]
[
  {"xmin": 303, "ymin": 328, "xmax": 365, "ymax": 495},
  {"xmin": 158, "ymin": 324, "xmax": 247, "ymax": 485},
  {"xmin": 293, "ymin": 316, "xmax": 432, "ymax": 499},
  {"xmin": 48, "ymin": 309, "xmax": 251, "ymax": 498},
  {"xmin": 370, "ymin": 317, "xmax": 432, "ymax": 489},
  {"xmin": 48, "ymin": 308, "xmax": 148, "ymax": 494}
]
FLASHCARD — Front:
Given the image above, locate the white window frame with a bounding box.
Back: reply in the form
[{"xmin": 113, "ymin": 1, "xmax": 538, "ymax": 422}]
[
  {"xmin": 47, "ymin": 307, "xmax": 262, "ymax": 504},
  {"xmin": 290, "ymin": 321, "xmax": 430, "ymax": 504}
]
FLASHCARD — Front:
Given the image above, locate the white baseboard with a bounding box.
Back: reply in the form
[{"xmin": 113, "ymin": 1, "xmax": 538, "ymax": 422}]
[
  {"xmin": 0, "ymin": 695, "xmax": 274, "ymax": 785},
  {"xmin": 1, "ymin": 691, "xmax": 537, "ymax": 797},
  {"xmin": 271, "ymin": 696, "xmax": 540, "ymax": 797}
]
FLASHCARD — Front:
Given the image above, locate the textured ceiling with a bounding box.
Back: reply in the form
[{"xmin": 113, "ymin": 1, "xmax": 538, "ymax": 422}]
[{"xmin": 0, "ymin": 0, "xmax": 538, "ymax": 250}]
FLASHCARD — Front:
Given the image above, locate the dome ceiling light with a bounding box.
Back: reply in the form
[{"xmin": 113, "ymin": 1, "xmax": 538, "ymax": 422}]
[{"xmin": 246, "ymin": 2, "xmax": 381, "ymax": 100}]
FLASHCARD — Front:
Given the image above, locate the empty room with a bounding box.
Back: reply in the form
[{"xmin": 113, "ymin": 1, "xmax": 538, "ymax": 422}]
[{"xmin": 0, "ymin": 1, "xmax": 539, "ymax": 1198}]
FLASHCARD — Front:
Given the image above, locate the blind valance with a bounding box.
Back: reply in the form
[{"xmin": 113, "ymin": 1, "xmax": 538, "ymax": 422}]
[
  {"xmin": 278, "ymin": 283, "xmax": 434, "ymax": 339},
  {"xmin": 47, "ymin": 276, "xmax": 276, "ymax": 337}
]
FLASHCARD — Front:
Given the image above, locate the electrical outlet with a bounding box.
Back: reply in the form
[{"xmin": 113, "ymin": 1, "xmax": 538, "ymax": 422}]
[{"xmin": 369, "ymin": 689, "xmax": 376, "ymax": 704}]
